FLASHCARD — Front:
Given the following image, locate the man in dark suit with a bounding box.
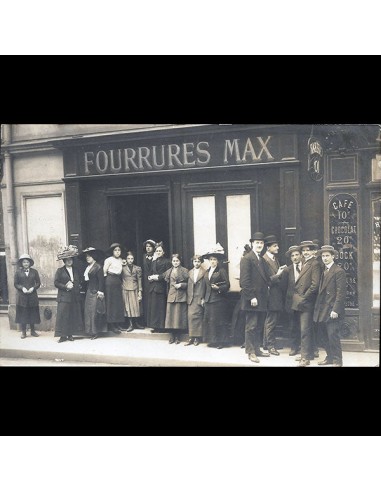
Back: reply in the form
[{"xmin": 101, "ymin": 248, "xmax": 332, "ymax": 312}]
[
  {"xmin": 313, "ymin": 245, "xmax": 347, "ymax": 367},
  {"xmin": 292, "ymin": 240, "xmax": 321, "ymax": 367},
  {"xmin": 262, "ymin": 235, "xmax": 286, "ymax": 356},
  {"xmin": 310, "ymin": 239, "xmax": 324, "ymax": 358},
  {"xmin": 282, "ymin": 245, "xmax": 303, "ymax": 356},
  {"xmin": 240, "ymin": 232, "xmax": 271, "ymax": 363}
]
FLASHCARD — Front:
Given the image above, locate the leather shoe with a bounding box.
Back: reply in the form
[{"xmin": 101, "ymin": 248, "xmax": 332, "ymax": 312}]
[
  {"xmin": 289, "ymin": 349, "xmax": 299, "ymax": 356},
  {"xmin": 216, "ymin": 345, "xmax": 224, "ymax": 349},
  {"xmin": 91, "ymin": 334, "xmax": 99, "ymax": 340},
  {"xmin": 21, "ymin": 332, "xmax": 26, "ymax": 339},
  {"xmin": 255, "ymin": 350, "xmax": 270, "ymax": 357},
  {"xmin": 318, "ymin": 358, "xmax": 333, "ymax": 366},
  {"xmin": 67, "ymin": 336, "xmax": 75, "ymax": 341},
  {"xmin": 168, "ymin": 336, "xmax": 175, "ymax": 344},
  {"xmin": 269, "ymin": 348, "xmax": 280, "ymax": 356},
  {"xmin": 58, "ymin": 337, "xmax": 67, "ymax": 343},
  {"xmin": 194, "ymin": 338, "xmax": 200, "ymax": 346},
  {"xmin": 248, "ymin": 353, "xmax": 260, "ymax": 363},
  {"xmin": 175, "ymin": 337, "xmax": 181, "ymax": 344},
  {"xmin": 126, "ymin": 327, "xmax": 134, "ymax": 332},
  {"xmin": 184, "ymin": 339, "xmax": 194, "ymax": 346},
  {"xmin": 333, "ymin": 361, "xmax": 343, "ymax": 367},
  {"xmin": 298, "ymin": 358, "xmax": 310, "ymax": 367},
  {"xmin": 31, "ymin": 331, "xmax": 39, "ymax": 337}
]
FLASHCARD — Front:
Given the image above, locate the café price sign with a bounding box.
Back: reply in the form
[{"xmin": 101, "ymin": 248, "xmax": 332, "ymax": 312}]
[{"xmin": 329, "ymin": 193, "xmax": 358, "ymax": 308}]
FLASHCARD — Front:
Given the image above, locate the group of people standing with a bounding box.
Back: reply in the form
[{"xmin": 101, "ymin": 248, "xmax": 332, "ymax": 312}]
[
  {"xmin": 240, "ymin": 233, "xmax": 346, "ymax": 366},
  {"xmin": 13, "ymin": 232, "xmax": 347, "ymax": 366}
]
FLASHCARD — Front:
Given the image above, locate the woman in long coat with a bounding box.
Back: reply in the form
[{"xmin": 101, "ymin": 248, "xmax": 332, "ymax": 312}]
[
  {"xmin": 14, "ymin": 253, "xmax": 41, "ymax": 339},
  {"xmin": 103, "ymin": 243, "xmax": 125, "ymax": 334},
  {"xmin": 79, "ymin": 247, "xmax": 107, "ymax": 340},
  {"xmin": 147, "ymin": 242, "xmax": 172, "ymax": 333},
  {"xmin": 54, "ymin": 245, "xmax": 83, "ymax": 343},
  {"xmin": 185, "ymin": 254, "xmax": 206, "ymax": 346},
  {"xmin": 141, "ymin": 239, "xmax": 156, "ymax": 327},
  {"xmin": 162, "ymin": 253, "xmax": 189, "ymax": 344},
  {"xmin": 203, "ymin": 245, "xmax": 230, "ymax": 349}
]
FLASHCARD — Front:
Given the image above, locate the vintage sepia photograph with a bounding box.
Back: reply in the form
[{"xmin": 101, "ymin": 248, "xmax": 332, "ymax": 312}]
[{"xmin": 0, "ymin": 123, "xmax": 380, "ymax": 366}]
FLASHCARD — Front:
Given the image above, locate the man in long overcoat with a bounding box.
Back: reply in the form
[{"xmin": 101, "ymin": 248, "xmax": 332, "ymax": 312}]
[
  {"xmin": 240, "ymin": 232, "xmax": 271, "ymax": 363},
  {"xmin": 313, "ymin": 245, "xmax": 346, "ymax": 367}
]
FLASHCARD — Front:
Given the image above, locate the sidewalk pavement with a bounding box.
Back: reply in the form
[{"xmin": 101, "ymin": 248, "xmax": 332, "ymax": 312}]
[{"xmin": 0, "ymin": 315, "xmax": 379, "ymax": 367}]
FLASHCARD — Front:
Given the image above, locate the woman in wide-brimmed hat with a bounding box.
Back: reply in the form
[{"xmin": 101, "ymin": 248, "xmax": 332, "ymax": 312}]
[
  {"xmin": 54, "ymin": 245, "xmax": 83, "ymax": 343},
  {"xmin": 79, "ymin": 247, "xmax": 107, "ymax": 340},
  {"xmin": 202, "ymin": 243, "xmax": 230, "ymax": 349},
  {"xmin": 14, "ymin": 254, "xmax": 41, "ymax": 339},
  {"xmin": 103, "ymin": 243, "xmax": 125, "ymax": 334}
]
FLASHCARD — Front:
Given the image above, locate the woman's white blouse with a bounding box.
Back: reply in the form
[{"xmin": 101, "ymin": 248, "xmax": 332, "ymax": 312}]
[{"xmin": 103, "ymin": 256, "xmax": 123, "ymax": 276}]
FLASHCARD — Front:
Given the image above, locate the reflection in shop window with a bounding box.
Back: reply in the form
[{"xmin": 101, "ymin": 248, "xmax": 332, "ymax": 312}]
[
  {"xmin": 193, "ymin": 196, "xmax": 216, "ymax": 260},
  {"xmin": 226, "ymin": 195, "xmax": 251, "ymax": 292},
  {"xmin": 372, "ymin": 197, "xmax": 380, "ymax": 308}
]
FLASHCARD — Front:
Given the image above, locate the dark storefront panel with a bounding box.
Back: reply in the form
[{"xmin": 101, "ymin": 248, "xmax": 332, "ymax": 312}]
[{"xmin": 57, "ymin": 125, "xmax": 379, "ymax": 350}]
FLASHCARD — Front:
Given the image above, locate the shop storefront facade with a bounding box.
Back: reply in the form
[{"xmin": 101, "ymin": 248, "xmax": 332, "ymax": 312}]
[{"xmin": 1, "ymin": 124, "xmax": 380, "ymax": 351}]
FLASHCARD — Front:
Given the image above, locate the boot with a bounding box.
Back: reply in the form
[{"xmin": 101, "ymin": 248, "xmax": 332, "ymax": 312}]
[
  {"xmin": 126, "ymin": 318, "xmax": 134, "ymax": 332},
  {"xmin": 20, "ymin": 324, "xmax": 26, "ymax": 339},
  {"xmin": 30, "ymin": 325, "xmax": 39, "ymax": 337}
]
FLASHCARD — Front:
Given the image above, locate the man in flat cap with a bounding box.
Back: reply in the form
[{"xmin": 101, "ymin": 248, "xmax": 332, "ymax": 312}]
[
  {"xmin": 282, "ymin": 245, "xmax": 303, "ymax": 356},
  {"xmin": 239, "ymin": 232, "xmax": 271, "ymax": 363},
  {"xmin": 313, "ymin": 245, "xmax": 346, "ymax": 367},
  {"xmin": 292, "ymin": 240, "xmax": 321, "ymax": 366},
  {"xmin": 262, "ymin": 235, "xmax": 286, "ymax": 356}
]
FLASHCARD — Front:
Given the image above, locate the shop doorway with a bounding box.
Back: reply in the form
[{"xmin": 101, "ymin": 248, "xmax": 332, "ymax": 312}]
[{"xmin": 109, "ymin": 193, "xmax": 171, "ymax": 266}]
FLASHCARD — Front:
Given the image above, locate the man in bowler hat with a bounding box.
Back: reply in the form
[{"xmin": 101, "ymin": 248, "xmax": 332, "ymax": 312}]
[
  {"xmin": 239, "ymin": 232, "xmax": 271, "ymax": 363},
  {"xmin": 313, "ymin": 245, "xmax": 346, "ymax": 367},
  {"xmin": 262, "ymin": 235, "xmax": 286, "ymax": 355}
]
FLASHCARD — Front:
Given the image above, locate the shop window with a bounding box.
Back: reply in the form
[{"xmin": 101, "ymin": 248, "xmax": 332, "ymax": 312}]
[
  {"xmin": 193, "ymin": 196, "xmax": 216, "ymax": 257},
  {"xmin": 372, "ymin": 195, "xmax": 381, "ymax": 308},
  {"xmin": 226, "ymin": 194, "xmax": 251, "ymax": 291}
]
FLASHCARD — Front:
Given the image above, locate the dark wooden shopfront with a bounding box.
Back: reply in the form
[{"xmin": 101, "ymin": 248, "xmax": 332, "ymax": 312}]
[{"xmin": 54, "ymin": 124, "xmax": 379, "ymax": 350}]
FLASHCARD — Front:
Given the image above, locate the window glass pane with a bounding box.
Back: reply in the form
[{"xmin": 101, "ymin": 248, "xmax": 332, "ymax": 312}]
[
  {"xmin": 193, "ymin": 196, "xmax": 216, "ymax": 258},
  {"xmin": 372, "ymin": 197, "xmax": 381, "ymax": 307},
  {"xmin": 226, "ymin": 194, "xmax": 251, "ymax": 292}
]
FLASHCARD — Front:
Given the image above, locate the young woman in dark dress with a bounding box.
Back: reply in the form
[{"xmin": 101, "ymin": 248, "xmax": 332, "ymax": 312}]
[
  {"xmin": 203, "ymin": 244, "xmax": 230, "ymax": 349},
  {"xmin": 14, "ymin": 254, "xmax": 41, "ymax": 339},
  {"xmin": 79, "ymin": 247, "xmax": 107, "ymax": 340},
  {"xmin": 54, "ymin": 245, "xmax": 83, "ymax": 343},
  {"xmin": 103, "ymin": 243, "xmax": 125, "ymax": 334}
]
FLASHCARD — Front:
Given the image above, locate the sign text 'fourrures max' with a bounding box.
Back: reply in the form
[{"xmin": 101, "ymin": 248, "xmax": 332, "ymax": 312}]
[{"xmin": 81, "ymin": 135, "xmax": 288, "ymax": 176}]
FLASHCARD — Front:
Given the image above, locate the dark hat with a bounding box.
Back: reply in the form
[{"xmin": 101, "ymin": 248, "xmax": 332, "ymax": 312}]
[
  {"xmin": 317, "ymin": 245, "xmax": 339, "ymax": 256},
  {"xmin": 143, "ymin": 239, "xmax": 156, "ymax": 249},
  {"xmin": 57, "ymin": 245, "xmax": 79, "ymax": 261},
  {"xmin": 107, "ymin": 243, "xmax": 123, "ymax": 256},
  {"xmin": 299, "ymin": 240, "xmax": 318, "ymax": 250},
  {"xmin": 264, "ymin": 235, "xmax": 278, "ymax": 246},
  {"xmin": 285, "ymin": 245, "xmax": 302, "ymax": 257},
  {"xmin": 78, "ymin": 247, "xmax": 104, "ymax": 262},
  {"xmin": 18, "ymin": 254, "xmax": 34, "ymax": 267},
  {"xmin": 250, "ymin": 232, "xmax": 265, "ymax": 242}
]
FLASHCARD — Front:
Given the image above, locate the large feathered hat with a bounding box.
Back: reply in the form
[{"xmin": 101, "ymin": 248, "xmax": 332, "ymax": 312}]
[{"xmin": 57, "ymin": 245, "xmax": 79, "ymax": 261}]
